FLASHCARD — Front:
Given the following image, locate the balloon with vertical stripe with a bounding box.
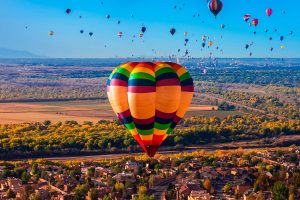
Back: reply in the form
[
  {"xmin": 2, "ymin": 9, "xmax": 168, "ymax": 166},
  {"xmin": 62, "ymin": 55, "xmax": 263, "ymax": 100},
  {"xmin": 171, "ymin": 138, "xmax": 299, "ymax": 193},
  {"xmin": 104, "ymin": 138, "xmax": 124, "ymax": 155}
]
[
  {"xmin": 208, "ymin": 0, "xmax": 223, "ymax": 18},
  {"xmin": 107, "ymin": 62, "xmax": 194, "ymax": 157}
]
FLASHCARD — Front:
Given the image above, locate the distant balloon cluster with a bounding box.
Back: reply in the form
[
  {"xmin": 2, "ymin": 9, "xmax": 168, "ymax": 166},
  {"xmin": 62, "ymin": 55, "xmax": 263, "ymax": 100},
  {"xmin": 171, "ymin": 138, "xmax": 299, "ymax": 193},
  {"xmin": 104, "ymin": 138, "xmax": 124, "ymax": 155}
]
[
  {"xmin": 40, "ymin": 0, "xmax": 295, "ymax": 60},
  {"xmin": 242, "ymin": 7, "xmax": 292, "ymax": 56}
]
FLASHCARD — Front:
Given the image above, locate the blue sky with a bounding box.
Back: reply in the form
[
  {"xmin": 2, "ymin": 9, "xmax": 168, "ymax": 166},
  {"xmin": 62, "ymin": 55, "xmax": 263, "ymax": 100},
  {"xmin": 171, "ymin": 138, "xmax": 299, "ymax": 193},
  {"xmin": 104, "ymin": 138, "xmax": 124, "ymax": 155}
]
[{"xmin": 0, "ymin": 0, "xmax": 299, "ymax": 58}]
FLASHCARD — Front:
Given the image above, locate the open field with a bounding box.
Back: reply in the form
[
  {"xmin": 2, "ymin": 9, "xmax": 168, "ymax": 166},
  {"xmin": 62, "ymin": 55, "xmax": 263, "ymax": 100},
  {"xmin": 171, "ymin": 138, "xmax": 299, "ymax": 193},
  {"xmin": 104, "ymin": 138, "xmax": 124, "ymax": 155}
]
[{"xmin": 0, "ymin": 101, "xmax": 231, "ymax": 124}]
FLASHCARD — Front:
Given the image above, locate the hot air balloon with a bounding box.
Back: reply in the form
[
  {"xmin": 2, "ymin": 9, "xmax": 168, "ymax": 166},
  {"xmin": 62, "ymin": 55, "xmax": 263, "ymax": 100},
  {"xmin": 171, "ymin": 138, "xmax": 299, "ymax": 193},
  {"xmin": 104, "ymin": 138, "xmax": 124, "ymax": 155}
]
[
  {"xmin": 243, "ymin": 14, "xmax": 251, "ymax": 22},
  {"xmin": 139, "ymin": 33, "xmax": 144, "ymax": 38},
  {"xmin": 280, "ymin": 36, "xmax": 284, "ymax": 41},
  {"xmin": 202, "ymin": 43, "xmax": 206, "ymax": 48},
  {"xmin": 185, "ymin": 50, "xmax": 189, "ymax": 56},
  {"xmin": 107, "ymin": 62, "xmax": 194, "ymax": 157},
  {"xmin": 184, "ymin": 39, "xmax": 189, "ymax": 46},
  {"xmin": 89, "ymin": 32, "xmax": 93, "ymax": 36},
  {"xmin": 117, "ymin": 20, "xmax": 121, "ymax": 24},
  {"xmin": 118, "ymin": 32, "xmax": 123, "ymax": 38},
  {"xmin": 274, "ymin": 29, "xmax": 278, "ymax": 32},
  {"xmin": 106, "ymin": 14, "xmax": 110, "ymax": 19},
  {"xmin": 221, "ymin": 24, "xmax": 225, "ymax": 29},
  {"xmin": 269, "ymin": 37, "xmax": 273, "ymax": 40},
  {"xmin": 66, "ymin": 8, "xmax": 71, "ymax": 14},
  {"xmin": 249, "ymin": 52, "xmax": 252, "ymax": 56},
  {"xmin": 266, "ymin": 8, "xmax": 273, "ymax": 16},
  {"xmin": 141, "ymin": 26, "xmax": 147, "ymax": 33},
  {"xmin": 245, "ymin": 44, "xmax": 249, "ymax": 49},
  {"xmin": 252, "ymin": 18, "xmax": 259, "ymax": 26},
  {"xmin": 265, "ymin": 29, "xmax": 269, "ymax": 33},
  {"xmin": 208, "ymin": 0, "xmax": 223, "ymax": 18},
  {"xmin": 170, "ymin": 28, "xmax": 176, "ymax": 35},
  {"xmin": 280, "ymin": 45, "xmax": 285, "ymax": 49},
  {"xmin": 202, "ymin": 36, "xmax": 207, "ymax": 42},
  {"xmin": 270, "ymin": 47, "xmax": 274, "ymax": 52},
  {"xmin": 290, "ymin": 31, "xmax": 294, "ymax": 35},
  {"xmin": 184, "ymin": 32, "xmax": 188, "ymax": 37},
  {"xmin": 49, "ymin": 31, "xmax": 54, "ymax": 36},
  {"xmin": 253, "ymin": 31, "xmax": 256, "ymax": 35},
  {"xmin": 208, "ymin": 41, "xmax": 213, "ymax": 46},
  {"xmin": 80, "ymin": 30, "xmax": 84, "ymax": 34}
]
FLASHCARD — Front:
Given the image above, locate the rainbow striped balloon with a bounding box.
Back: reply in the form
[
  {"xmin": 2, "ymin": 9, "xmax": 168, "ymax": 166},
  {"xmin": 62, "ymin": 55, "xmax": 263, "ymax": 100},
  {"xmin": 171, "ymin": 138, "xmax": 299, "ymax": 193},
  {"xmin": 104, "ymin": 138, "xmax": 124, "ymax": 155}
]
[{"xmin": 107, "ymin": 62, "xmax": 194, "ymax": 157}]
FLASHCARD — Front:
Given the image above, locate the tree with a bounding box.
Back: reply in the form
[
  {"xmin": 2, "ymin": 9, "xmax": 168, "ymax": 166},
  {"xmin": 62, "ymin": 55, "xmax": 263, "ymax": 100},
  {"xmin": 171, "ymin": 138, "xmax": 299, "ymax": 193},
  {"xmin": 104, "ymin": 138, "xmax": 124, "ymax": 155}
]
[
  {"xmin": 194, "ymin": 171, "xmax": 201, "ymax": 179},
  {"xmin": 137, "ymin": 186, "xmax": 147, "ymax": 198},
  {"xmin": 87, "ymin": 167, "xmax": 95, "ymax": 178},
  {"xmin": 87, "ymin": 188, "xmax": 98, "ymax": 200},
  {"xmin": 203, "ymin": 179, "xmax": 213, "ymax": 193},
  {"xmin": 7, "ymin": 189, "xmax": 16, "ymax": 198},
  {"xmin": 115, "ymin": 182, "xmax": 125, "ymax": 191},
  {"xmin": 31, "ymin": 163, "xmax": 40, "ymax": 176},
  {"xmin": 223, "ymin": 183, "xmax": 231, "ymax": 194},
  {"xmin": 103, "ymin": 194, "xmax": 112, "ymax": 200},
  {"xmin": 272, "ymin": 181, "xmax": 288, "ymax": 200},
  {"xmin": 75, "ymin": 184, "xmax": 89, "ymax": 200},
  {"xmin": 29, "ymin": 193, "xmax": 42, "ymax": 200},
  {"xmin": 288, "ymin": 185, "xmax": 295, "ymax": 200},
  {"xmin": 21, "ymin": 171, "xmax": 31, "ymax": 184},
  {"xmin": 23, "ymin": 185, "xmax": 34, "ymax": 200},
  {"xmin": 148, "ymin": 175, "xmax": 155, "ymax": 187},
  {"xmin": 125, "ymin": 179, "xmax": 133, "ymax": 188}
]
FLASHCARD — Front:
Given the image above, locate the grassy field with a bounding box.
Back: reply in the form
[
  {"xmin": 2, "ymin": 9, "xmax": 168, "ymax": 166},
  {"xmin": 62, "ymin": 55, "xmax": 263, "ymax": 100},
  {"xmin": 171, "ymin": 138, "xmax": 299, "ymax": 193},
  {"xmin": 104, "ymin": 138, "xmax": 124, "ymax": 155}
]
[{"xmin": 0, "ymin": 101, "xmax": 238, "ymax": 124}]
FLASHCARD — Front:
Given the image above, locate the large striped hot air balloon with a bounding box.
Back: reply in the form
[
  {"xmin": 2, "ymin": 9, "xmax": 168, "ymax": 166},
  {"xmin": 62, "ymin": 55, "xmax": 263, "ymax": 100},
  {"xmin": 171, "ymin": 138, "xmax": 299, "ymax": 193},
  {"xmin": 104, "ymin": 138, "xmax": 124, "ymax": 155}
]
[
  {"xmin": 107, "ymin": 62, "xmax": 194, "ymax": 157},
  {"xmin": 208, "ymin": 0, "xmax": 223, "ymax": 18}
]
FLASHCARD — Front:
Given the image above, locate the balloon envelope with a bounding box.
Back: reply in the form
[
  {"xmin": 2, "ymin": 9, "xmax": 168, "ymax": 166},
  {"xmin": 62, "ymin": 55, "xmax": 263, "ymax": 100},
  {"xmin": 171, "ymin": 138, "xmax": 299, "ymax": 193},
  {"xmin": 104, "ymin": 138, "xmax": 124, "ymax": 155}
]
[
  {"xmin": 266, "ymin": 8, "xmax": 273, "ymax": 16},
  {"xmin": 243, "ymin": 14, "xmax": 251, "ymax": 22},
  {"xmin": 141, "ymin": 26, "xmax": 146, "ymax": 33},
  {"xmin": 252, "ymin": 18, "xmax": 259, "ymax": 26},
  {"xmin": 66, "ymin": 8, "xmax": 71, "ymax": 14},
  {"xmin": 107, "ymin": 62, "xmax": 194, "ymax": 157},
  {"xmin": 208, "ymin": 0, "xmax": 223, "ymax": 17},
  {"xmin": 170, "ymin": 28, "xmax": 176, "ymax": 35}
]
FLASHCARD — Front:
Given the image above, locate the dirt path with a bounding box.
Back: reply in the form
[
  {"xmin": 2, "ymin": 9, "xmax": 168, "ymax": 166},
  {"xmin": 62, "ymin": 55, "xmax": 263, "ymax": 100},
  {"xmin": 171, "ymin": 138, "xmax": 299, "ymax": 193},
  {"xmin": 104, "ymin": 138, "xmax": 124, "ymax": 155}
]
[{"xmin": 200, "ymin": 93, "xmax": 286, "ymax": 119}]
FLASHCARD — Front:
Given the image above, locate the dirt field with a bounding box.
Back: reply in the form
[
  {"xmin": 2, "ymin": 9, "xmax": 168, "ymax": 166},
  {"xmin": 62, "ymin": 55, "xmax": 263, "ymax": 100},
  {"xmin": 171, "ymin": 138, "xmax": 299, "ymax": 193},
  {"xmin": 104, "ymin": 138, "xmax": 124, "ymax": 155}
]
[{"xmin": 0, "ymin": 101, "xmax": 237, "ymax": 124}]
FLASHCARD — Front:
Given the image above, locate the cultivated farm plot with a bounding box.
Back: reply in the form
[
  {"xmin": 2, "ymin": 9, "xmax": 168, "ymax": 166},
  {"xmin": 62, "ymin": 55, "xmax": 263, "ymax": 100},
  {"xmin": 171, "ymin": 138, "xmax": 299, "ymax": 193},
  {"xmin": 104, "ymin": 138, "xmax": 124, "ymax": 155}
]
[{"xmin": 0, "ymin": 101, "xmax": 239, "ymax": 124}]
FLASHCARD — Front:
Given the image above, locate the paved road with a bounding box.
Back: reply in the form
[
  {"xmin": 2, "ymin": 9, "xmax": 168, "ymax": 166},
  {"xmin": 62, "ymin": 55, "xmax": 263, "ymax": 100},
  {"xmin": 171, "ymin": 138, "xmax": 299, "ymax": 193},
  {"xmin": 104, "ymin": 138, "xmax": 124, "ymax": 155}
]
[{"xmin": 42, "ymin": 149, "xmax": 215, "ymax": 161}]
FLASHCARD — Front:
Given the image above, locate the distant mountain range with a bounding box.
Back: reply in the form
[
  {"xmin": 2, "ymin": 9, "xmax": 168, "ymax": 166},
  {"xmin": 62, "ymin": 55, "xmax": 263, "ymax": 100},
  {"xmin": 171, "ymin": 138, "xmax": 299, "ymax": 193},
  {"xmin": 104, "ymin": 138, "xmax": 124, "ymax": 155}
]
[{"xmin": 0, "ymin": 47, "xmax": 44, "ymax": 58}]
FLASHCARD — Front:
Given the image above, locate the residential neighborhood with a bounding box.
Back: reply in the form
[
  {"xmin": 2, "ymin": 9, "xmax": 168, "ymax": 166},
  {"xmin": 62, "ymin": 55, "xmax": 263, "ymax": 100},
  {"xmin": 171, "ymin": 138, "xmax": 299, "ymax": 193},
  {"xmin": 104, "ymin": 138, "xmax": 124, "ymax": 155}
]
[{"xmin": 0, "ymin": 147, "xmax": 299, "ymax": 200}]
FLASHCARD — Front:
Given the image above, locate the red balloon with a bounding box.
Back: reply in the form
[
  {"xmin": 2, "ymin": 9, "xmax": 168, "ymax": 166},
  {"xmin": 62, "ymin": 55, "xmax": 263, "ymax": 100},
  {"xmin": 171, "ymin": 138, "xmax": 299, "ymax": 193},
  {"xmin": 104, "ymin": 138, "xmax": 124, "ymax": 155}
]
[
  {"xmin": 266, "ymin": 8, "xmax": 273, "ymax": 16},
  {"xmin": 252, "ymin": 18, "xmax": 259, "ymax": 26}
]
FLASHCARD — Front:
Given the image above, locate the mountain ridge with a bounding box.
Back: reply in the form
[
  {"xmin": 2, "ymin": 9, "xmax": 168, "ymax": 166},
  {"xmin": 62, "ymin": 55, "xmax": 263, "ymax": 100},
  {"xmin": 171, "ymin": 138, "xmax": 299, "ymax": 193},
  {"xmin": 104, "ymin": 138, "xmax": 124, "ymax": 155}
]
[{"xmin": 0, "ymin": 47, "xmax": 44, "ymax": 58}]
